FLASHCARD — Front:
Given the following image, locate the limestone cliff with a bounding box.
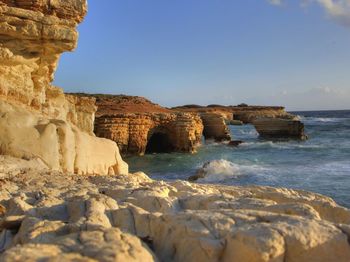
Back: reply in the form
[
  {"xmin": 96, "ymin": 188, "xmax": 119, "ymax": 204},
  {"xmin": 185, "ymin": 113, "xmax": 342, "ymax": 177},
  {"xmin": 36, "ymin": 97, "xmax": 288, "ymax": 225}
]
[
  {"xmin": 96, "ymin": 113, "xmax": 203, "ymax": 155},
  {"xmin": 253, "ymin": 118, "xmax": 307, "ymax": 140},
  {"xmin": 174, "ymin": 105, "xmax": 294, "ymax": 123},
  {"xmin": 0, "ymin": 1, "xmax": 128, "ymax": 175},
  {"xmin": 88, "ymin": 95, "xmax": 204, "ymax": 155},
  {"xmin": 200, "ymin": 112, "xmax": 231, "ymax": 141}
]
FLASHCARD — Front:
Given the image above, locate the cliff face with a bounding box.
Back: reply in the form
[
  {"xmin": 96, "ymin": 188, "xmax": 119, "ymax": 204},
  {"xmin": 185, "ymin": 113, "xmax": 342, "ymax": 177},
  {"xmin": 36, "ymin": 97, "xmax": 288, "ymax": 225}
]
[
  {"xmin": 200, "ymin": 113, "xmax": 231, "ymax": 142},
  {"xmin": 174, "ymin": 105, "xmax": 294, "ymax": 124},
  {"xmin": 95, "ymin": 111, "xmax": 203, "ymax": 156},
  {"xmin": 0, "ymin": 0, "xmax": 85, "ymax": 110},
  {"xmin": 253, "ymin": 118, "xmax": 307, "ymax": 140},
  {"xmin": 0, "ymin": 1, "xmax": 128, "ymax": 175}
]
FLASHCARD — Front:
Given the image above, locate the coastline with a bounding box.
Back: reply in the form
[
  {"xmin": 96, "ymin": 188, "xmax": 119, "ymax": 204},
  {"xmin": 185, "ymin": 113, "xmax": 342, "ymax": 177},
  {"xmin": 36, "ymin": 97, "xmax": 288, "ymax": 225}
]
[{"xmin": 0, "ymin": 1, "xmax": 350, "ymax": 261}]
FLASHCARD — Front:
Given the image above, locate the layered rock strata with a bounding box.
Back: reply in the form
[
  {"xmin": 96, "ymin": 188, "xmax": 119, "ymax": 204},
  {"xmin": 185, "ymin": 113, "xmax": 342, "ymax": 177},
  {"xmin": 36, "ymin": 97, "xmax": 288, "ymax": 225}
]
[
  {"xmin": 1, "ymin": 156, "xmax": 350, "ymax": 261},
  {"xmin": 174, "ymin": 105, "xmax": 295, "ymax": 124},
  {"xmin": 0, "ymin": 1, "xmax": 128, "ymax": 175},
  {"xmin": 70, "ymin": 94, "xmax": 204, "ymax": 156},
  {"xmin": 95, "ymin": 112, "xmax": 204, "ymax": 155},
  {"xmin": 253, "ymin": 118, "xmax": 307, "ymax": 140},
  {"xmin": 200, "ymin": 113, "xmax": 231, "ymax": 141}
]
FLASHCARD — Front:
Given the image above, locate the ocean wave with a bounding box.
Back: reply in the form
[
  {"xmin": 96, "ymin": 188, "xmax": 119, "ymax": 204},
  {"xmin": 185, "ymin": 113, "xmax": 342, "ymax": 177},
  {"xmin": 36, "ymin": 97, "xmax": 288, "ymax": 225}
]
[
  {"xmin": 241, "ymin": 141, "xmax": 324, "ymax": 150},
  {"xmin": 197, "ymin": 159, "xmax": 267, "ymax": 182},
  {"xmin": 237, "ymin": 129, "xmax": 259, "ymax": 136},
  {"xmin": 301, "ymin": 117, "xmax": 347, "ymax": 123}
]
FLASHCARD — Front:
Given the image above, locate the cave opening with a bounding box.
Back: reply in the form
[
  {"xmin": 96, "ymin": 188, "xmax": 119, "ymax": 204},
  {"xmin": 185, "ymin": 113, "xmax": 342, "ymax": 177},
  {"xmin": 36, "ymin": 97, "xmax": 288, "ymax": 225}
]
[{"xmin": 145, "ymin": 132, "xmax": 174, "ymax": 154}]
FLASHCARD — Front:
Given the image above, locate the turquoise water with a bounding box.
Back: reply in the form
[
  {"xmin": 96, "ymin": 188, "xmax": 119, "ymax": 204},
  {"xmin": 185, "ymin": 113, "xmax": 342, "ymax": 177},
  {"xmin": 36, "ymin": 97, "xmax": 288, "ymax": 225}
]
[{"xmin": 126, "ymin": 110, "xmax": 350, "ymax": 208}]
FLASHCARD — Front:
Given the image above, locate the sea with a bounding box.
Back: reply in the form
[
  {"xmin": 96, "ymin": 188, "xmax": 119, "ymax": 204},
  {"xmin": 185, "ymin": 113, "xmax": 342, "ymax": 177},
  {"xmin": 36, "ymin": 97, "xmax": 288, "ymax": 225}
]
[{"xmin": 126, "ymin": 110, "xmax": 350, "ymax": 208}]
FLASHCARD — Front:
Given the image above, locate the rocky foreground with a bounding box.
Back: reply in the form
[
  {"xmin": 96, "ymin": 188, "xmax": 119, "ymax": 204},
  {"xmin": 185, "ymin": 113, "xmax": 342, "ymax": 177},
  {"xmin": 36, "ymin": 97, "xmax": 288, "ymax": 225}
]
[{"xmin": 1, "ymin": 156, "xmax": 350, "ymax": 262}]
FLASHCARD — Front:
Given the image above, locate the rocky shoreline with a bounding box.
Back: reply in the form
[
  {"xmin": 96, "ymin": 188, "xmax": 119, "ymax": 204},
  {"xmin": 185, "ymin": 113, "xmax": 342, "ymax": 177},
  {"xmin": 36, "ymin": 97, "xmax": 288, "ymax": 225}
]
[
  {"xmin": 0, "ymin": 0, "xmax": 349, "ymax": 261},
  {"xmin": 1, "ymin": 156, "xmax": 350, "ymax": 261}
]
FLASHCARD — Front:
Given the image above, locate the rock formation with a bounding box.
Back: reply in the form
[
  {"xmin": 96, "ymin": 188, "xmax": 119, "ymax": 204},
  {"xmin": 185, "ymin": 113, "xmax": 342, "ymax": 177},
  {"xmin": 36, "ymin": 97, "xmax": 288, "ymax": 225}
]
[
  {"xmin": 1, "ymin": 156, "xmax": 350, "ymax": 261},
  {"xmin": 200, "ymin": 113, "xmax": 231, "ymax": 142},
  {"xmin": 95, "ymin": 112, "xmax": 204, "ymax": 156},
  {"xmin": 174, "ymin": 105, "xmax": 295, "ymax": 124},
  {"xmin": 75, "ymin": 94, "xmax": 204, "ymax": 156},
  {"xmin": 0, "ymin": 1, "xmax": 128, "ymax": 175},
  {"xmin": 1, "ymin": 2, "xmax": 350, "ymax": 261},
  {"xmin": 253, "ymin": 118, "xmax": 307, "ymax": 140}
]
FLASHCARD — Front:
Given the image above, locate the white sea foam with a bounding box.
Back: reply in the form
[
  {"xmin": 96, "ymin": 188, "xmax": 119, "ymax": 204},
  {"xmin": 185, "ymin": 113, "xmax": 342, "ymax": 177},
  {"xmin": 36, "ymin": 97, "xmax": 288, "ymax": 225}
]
[
  {"xmin": 302, "ymin": 117, "xmax": 346, "ymax": 123},
  {"xmin": 238, "ymin": 129, "xmax": 259, "ymax": 136},
  {"xmin": 197, "ymin": 159, "xmax": 268, "ymax": 182},
  {"xmin": 241, "ymin": 141, "xmax": 324, "ymax": 150}
]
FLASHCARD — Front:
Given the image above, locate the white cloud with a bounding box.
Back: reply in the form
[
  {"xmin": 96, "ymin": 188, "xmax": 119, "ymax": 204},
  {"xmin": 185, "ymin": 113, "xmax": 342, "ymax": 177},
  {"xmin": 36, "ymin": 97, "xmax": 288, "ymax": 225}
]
[
  {"xmin": 316, "ymin": 0, "xmax": 350, "ymax": 26},
  {"xmin": 268, "ymin": 0, "xmax": 283, "ymax": 5},
  {"xmin": 271, "ymin": 87, "xmax": 350, "ymax": 110},
  {"xmin": 268, "ymin": 0, "xmax": 350, "ymax": 26}
]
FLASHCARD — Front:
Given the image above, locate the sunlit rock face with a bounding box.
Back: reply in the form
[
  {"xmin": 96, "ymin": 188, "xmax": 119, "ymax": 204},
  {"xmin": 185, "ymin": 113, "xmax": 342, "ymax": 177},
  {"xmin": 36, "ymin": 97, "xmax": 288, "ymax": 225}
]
[
  {"xmin": 253, "ymin": 118, "xmax": 308, "ymax": 140},
  {"xmin": 0, "ymin": 0, "xmax": 86, "ymax": 111},
  {"xmin": 0, "ymin": 1, "xmax": 128, "ymax": 175},
  {"xmin": 95, "ymin": 112, "xmax": 204, "ymax": 156},
  {"xmin": 200, "ymin": 112, "xmax": 231, "ymax": 142}
]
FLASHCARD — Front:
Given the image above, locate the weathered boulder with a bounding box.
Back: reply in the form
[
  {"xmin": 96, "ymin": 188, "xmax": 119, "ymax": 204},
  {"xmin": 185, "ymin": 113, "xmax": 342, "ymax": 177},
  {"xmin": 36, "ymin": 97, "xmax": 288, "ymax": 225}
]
[
  {"xmin": 253, "ymin": 118, "xmax": 307, "ymax": 140},
  {"xmin": 0, "ymin": 1, "xmax": 128, "ymax": 175},
  {"xmin": 0, "ymin": 156, "xmax": 349, "ymax": 261},
  {"xmin": 0, "ymin": 1, "xmax": 86, "ymax": 110}
]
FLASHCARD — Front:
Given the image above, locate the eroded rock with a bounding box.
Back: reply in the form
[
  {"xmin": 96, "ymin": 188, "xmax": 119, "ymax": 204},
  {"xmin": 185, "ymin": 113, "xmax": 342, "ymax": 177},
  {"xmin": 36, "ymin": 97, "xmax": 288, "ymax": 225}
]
[
  {"xmin": 253, "ymin": 118, "xmax": 307, "ymax": 140},
  {"xmin": 0, "ymin": 156, "xmax": 349, "ymax": 261},
  {"xmin": 0, "ymin": 1, "xmax": 128, "ymax": 175}
]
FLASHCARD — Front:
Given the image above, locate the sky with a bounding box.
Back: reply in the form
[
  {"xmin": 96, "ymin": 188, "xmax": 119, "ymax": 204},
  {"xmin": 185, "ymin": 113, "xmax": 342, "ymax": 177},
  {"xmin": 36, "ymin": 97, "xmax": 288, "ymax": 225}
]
[{"xmin": 54, "ymin": 0, "xmax": 350, "ymax": 111}]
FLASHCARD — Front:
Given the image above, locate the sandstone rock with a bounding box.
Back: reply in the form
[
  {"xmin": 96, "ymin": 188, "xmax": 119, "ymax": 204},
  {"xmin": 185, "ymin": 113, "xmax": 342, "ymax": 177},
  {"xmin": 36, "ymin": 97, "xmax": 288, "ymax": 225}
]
[
  {"xmin": 0, "ymin": 1, "xmax": 86, "ymax": 110},
  {"xmin": 0, "ymin": 100, "xmax": 128, "ymax": 175},
  {"xmin": 0, "ymin": 205, "xmax": 5, "ymax": 217},
  {"xmin": 0, "ymin": 1, "xmax": 128, "ymax": 175},
  {"xmin": 0, "ymin": 156, "xmax": 349, "ymax": 261},
  {"xmin": 253, "ymin": 118, "xmax": 307, "ymax": 140},
  {"xmin": 200, "ymin": 113, "xmax": 231, "ymax": 142},
  {"xmin": 95, "ymin": 112, "xmax": 203, "ymax": 156},
  {"xmin": 227, "ymin": 119, "xmax": 243, "ymax": 125},
  {"xmin": 173, "ymin": 105, "xmax": 295, "ymax": 124},
  {"xmin": 1, "ymin": 228, "xmax": 156, "ymax": 262}
]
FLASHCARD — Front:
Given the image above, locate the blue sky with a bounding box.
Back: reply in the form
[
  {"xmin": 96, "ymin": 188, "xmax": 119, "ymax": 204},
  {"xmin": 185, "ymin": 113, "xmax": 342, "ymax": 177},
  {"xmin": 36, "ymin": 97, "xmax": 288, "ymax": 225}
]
[{"xmin": 54, "ymin": 0, "xmax": 350, "ymax": 110}]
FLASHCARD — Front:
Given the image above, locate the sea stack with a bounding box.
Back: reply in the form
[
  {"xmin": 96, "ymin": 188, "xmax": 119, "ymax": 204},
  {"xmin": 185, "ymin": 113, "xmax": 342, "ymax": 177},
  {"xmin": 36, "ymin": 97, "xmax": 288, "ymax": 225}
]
[{"xmin": 253, "ymin": 118, "xmax": 307, "ymax": 140}]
